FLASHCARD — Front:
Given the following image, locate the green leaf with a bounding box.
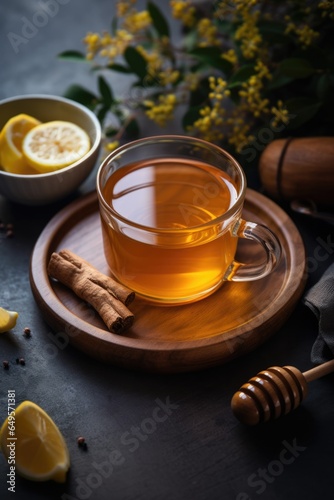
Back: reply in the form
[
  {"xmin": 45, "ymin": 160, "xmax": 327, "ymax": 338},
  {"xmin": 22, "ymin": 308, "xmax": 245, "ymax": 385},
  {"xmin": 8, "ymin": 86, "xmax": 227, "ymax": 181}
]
[
  {"xmin": 148, "ymin": 1, "xmax": 170, "ymax": 38},
  {"xmin": 189, "ymin": 77, "xmax": 210, "ymax": 107},
  {"xmin": 258, "ymin": 21, "xmax": 292, "ymax": 44},
  {"xmin": 111, "ymin": 15, "xmax": 118, "ymax": 36},
  {"xmin": 182, "ymin": 105, "xmax": 202, "ymax": 129},
  {"xmin": 189, "ymin": 47, "xmax": 233, "ymax": 75},
  {"xmin": 293, "ymin": 46, "xmax": 328, "ymax": 71},
  {"xmin": 97, "ymin": 104, "xmax": 110, "ymax": 124},
  {"xmin": 215, "ymin": 19, "xmax": 234, "ymax": 36},
  {"xmin": 58, "ymin": 50, "xmax": 87, "ymax": 61},
  {"xmin": 63, "ymin": 84, "xmax": 97, "ymax": 107},
  {"xmin": 267, "ymin": 71, "xmax": 294, "ymax": 90},
  {"xmin": 228, "ymin": 64, "xmax": 255, "ymax": 88},
  {"xmin": 107, "ymin": 63, "xmax": 131, "ymax": 74},
  {"xmin": 105, "ymin": 126, "xmax": 119, "ymax": 138},
  {"xmin": 258, "ymin": 20, "xmax": 285, "ymax": 34},
  {"xmin": 317, "ymin": 73, "xmax": 334, "ymax": 102},
  {"xmin": 279, "ymin": 58, "xmax": 315, "ymax": 79},
  {"xmin": 98, "ymin": 75, "xmax": 114, "ymax": 106},
  {"xmin": 124, "ymin": 46, "xmax": 148, "ymax": 80},
  {"xmin": 285, "ymin": 97, "xmax": 322, "ymax": 130},
  {"xmin": 124, "ymin": 118, "xmax": 140, "ymax": 139},
  {"xmin": 183, "ymin": 29, "xmax": 199, "ymax": 52}
]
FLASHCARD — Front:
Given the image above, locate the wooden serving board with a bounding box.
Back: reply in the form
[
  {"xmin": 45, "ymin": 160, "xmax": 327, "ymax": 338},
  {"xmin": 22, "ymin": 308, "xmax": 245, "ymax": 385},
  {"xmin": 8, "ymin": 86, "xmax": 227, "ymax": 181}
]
[{"xmin": 30, "ymin": 189, "xmax": 306, "ymax": 373}]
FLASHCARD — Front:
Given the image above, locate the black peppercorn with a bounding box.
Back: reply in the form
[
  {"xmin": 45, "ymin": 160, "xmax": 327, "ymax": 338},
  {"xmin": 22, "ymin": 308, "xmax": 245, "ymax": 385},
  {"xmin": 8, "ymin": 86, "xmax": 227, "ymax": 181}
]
[
  {"xmin": 23, "ymin": 327, "xmax": 31, "ymax": 338},
  {"xmin": 77, "ymin": 436, "xmax": 88, "ymax": 450}
]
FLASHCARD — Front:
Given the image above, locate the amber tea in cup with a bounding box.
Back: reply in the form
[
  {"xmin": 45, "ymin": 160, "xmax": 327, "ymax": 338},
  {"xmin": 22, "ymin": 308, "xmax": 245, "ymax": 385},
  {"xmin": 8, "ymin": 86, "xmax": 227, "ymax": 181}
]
[{"xmin": 97, "ymin": 136, "xmax": 281, "ymax": 305}]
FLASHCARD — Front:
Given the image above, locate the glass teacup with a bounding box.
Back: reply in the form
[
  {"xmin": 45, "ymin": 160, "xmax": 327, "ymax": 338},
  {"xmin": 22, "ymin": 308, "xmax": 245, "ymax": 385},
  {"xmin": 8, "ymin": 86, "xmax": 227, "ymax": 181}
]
[{"xmin": 97, "ymin": 135, "xmax": 281, "ymax": 305}]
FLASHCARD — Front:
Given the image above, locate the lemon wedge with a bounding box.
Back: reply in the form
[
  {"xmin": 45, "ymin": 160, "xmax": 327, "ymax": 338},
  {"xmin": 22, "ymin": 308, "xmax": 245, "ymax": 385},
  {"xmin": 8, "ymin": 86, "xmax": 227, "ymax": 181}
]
[
  {"xmin": 0, "ymin": 401, "xmax": 70, "ymax": 483},
  {"xmin": 0, "ymin": 114, "xmax": 41, "ymax": 174},
  {"xmin": 0, "ymin": 306, "xmax": 18, "ymax": 333},
  {"xmin": 22, "ymin": 120, "xmax": 91, "ymax": 173}
]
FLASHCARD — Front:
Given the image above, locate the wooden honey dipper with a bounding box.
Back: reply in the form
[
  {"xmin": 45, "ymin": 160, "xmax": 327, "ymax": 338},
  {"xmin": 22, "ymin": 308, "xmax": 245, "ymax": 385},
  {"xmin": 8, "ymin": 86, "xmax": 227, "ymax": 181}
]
[{"xmin": 231, "ymin": 359, "xmax": 334, "ymax": 426}]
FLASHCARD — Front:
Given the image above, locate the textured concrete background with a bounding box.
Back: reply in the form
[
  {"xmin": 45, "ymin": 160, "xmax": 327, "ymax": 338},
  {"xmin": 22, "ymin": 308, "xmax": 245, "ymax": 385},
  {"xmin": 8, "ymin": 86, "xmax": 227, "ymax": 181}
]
[{"xmin": 1, "ymin": 0, "xmax": 133, "ymax": 99}]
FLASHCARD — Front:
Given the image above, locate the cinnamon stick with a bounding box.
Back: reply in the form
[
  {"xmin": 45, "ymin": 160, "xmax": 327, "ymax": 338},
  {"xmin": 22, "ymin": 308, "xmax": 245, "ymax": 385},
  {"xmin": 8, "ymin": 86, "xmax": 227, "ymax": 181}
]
[{"xmin": 47, "ymin": 249, "xmax": 135, "ymax": 334}]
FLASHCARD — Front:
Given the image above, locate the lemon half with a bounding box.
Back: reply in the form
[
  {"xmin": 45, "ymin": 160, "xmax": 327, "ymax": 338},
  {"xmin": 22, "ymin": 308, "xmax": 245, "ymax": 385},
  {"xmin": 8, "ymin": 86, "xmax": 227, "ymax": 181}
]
[
  {"xmin": 0, "ymin": 114, "xmax": 41, "ymax": 174},
  {"xmin": 0, "ymin": 401, "xmax": 70, "ymax": 483},
  {"xmin": 0, "ymin": 306, "xmax": 18, "ymax": 333},
  {"xmin": 22, "ymin": 120, "xmax": 91, "ymax": 173}
]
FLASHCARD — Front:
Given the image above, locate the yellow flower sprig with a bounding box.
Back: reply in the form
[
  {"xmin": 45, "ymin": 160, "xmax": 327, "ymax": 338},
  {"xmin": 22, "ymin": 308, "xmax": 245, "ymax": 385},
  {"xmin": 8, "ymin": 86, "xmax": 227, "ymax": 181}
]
[
  {"xmin": 188, "ymin": 76, "xmax": 231, "ymax": 143},
  {"xmin": 144, "ymin": 94, "xmax": 178, "ymax": 127},
  {"xmin": 60, "ymin": 0, "xmax": 334, "ymax": 162},
  {"xmin": 170, "ymin": 0, "xmax": 196, "ymax": 27}
]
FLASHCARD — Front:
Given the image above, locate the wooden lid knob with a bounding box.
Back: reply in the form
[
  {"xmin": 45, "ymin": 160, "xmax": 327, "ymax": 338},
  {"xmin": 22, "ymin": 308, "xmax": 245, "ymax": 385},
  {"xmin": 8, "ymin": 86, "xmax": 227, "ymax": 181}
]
[{"xmin": 259, "ymin": 137, "xmax": 334, "ymax": 207}]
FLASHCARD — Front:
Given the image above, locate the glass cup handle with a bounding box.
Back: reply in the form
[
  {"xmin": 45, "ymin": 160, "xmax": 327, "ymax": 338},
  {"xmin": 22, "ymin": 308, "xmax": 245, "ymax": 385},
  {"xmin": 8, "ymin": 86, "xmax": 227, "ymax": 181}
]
[{"xmin": 225, "ymin": 219, "xmax": 282, "ymax": 281}]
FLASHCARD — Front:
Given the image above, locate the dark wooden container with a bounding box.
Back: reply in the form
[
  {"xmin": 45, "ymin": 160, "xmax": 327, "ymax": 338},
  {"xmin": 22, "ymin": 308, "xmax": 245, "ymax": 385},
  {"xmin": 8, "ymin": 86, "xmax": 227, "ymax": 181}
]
[{"xmin": 259, "ymin": 137, "xmax": 334, "ymax": 207}]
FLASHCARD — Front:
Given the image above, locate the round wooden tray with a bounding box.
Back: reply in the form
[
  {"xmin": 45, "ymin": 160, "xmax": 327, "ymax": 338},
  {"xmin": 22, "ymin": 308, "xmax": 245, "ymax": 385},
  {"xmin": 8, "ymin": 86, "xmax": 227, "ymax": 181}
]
[{"xmin": 30, "ymin": 189, "xmax": 306, "ymax": 373}]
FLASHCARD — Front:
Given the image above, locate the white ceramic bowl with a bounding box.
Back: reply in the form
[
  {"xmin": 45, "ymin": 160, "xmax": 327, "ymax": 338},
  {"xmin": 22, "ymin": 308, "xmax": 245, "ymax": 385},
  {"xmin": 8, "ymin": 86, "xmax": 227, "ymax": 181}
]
[{"xmin": 0, "ymin": 94, "xmax": 101, "ymax": 205}]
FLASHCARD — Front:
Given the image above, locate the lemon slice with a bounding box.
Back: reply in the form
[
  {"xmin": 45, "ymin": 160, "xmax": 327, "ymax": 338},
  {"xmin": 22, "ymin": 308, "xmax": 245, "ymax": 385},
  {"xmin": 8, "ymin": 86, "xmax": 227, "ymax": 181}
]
[
  {"xmin": 0, "ymin": 114, "xmax": 41, "ymax": 174},
  {"xmin": 0, "ymin": 401, "xmax": 70, "ymax": 483},
  {"xmin": 0, "ymin": 306, "xmax": 18, "ymax": 333},
  {"xmin": 22, "ymin": 120, "xmax": 91, "ymax": 173}
]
